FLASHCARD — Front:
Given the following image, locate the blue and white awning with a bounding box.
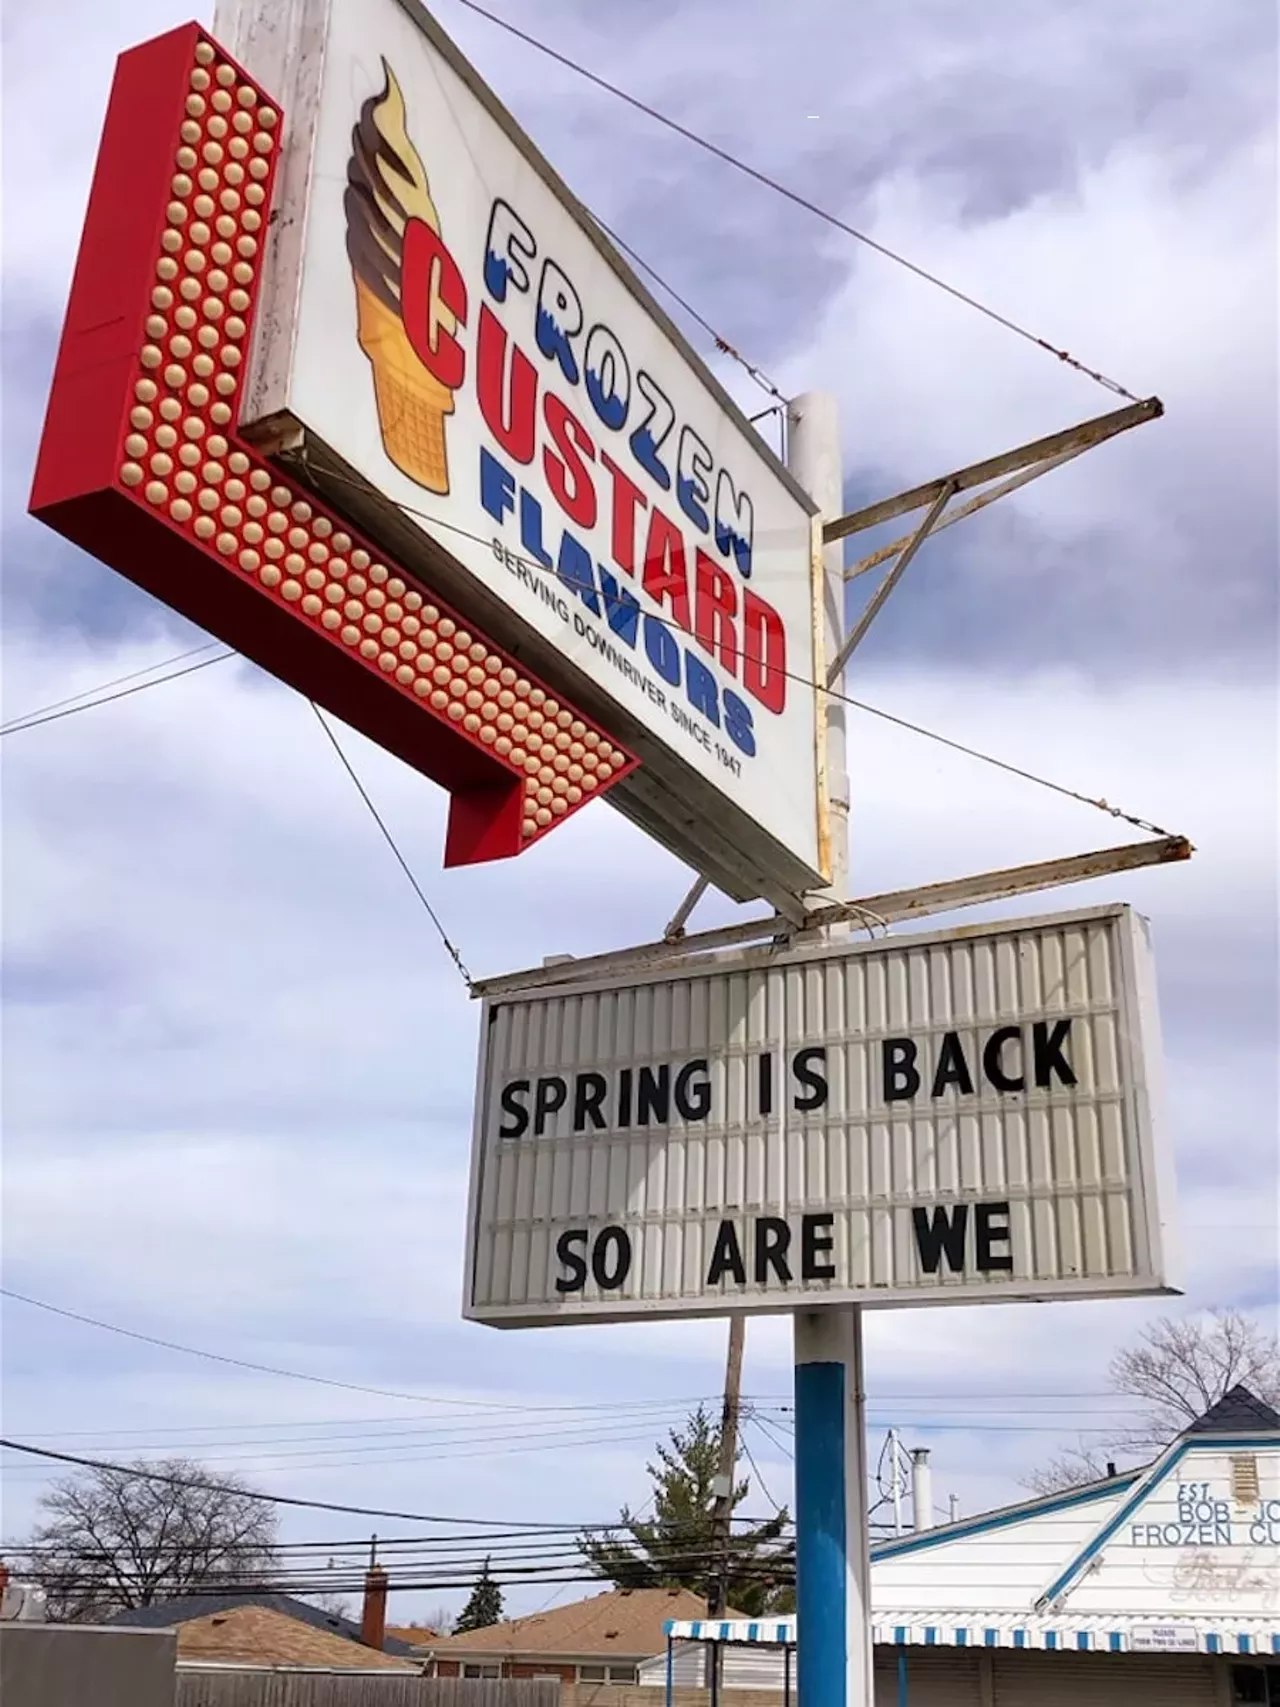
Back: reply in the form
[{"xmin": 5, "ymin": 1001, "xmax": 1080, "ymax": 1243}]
[{"xmin": 664, "ymin": 1614, "xmax": 1280, "ymax": 1657}]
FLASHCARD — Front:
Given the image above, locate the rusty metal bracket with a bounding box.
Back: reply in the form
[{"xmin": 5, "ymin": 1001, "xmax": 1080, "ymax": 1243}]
[
  {"xmin": 473, "ymin": 833, "xmax": 1192, "ymax": 998},
  {"xmin": 828, "ymin": 482, "xmax": 955, "ymax": 683},
  {"xmin": 824, "ymin": 396, "xmax": 1161, "ymax": 546},
  {"xmin": 664, "ymin": 874, "xmax": 710, "ymax": 940}
]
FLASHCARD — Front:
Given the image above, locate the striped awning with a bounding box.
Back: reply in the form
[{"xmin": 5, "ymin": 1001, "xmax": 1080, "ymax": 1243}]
[{"xmin": 664, "ymin": 1615, "xmax": 1280, "ymax": 1657}]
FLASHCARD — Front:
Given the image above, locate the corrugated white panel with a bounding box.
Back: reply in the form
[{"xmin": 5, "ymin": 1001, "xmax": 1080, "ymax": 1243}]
[
  {"xmin": 466, "ymin": 904, "xmax": 1170, "ymax": 1324},
  {"xmin": 872, "ymin": 1649, "xmax": 982, "ymax": 1706},
  {"xmin": 722, "ymin": 1645, "xmax": 788, "ymax": 1689},
  {"xmin": 634, "ymin": 1643, "xmax": 785, "ymax": 1690},
  {"xmin": 991, "ymin": 1650, "xmax": 1218, "ymax": 1705}
]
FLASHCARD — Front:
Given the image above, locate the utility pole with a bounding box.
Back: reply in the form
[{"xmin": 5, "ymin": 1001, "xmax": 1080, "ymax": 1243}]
[
  {"xmin": 789, "ymin": 392, "xmax": 873, "ymax": 1707},
  {"xmin": 707, "ymin": 1313, "xmax": 745, "ymax": 1618}
]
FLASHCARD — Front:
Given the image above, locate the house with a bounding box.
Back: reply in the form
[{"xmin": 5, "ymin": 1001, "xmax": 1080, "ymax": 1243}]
[
  {"xmin": 656, "ymin": 1386, "xmax": 1280, "ymax": 1706},
  {"xmin": 386, "ymin": 1622, "xmax": 442, "ymax": 1653},
  {"xmin": 429, "ymin": 1585, "xmax": 744, "ymax": 1691},
  {"xmin": 172, "ymin": 1604, "xmax": 420, "ymax": 1672},
  {"xmin": 111, "ymin": 1590, "xmax": 420, "ymax": 1670}
]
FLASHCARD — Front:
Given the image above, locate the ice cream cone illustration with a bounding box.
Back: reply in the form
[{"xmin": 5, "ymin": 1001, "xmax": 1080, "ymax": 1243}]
[{"xmin": 345, "ymin": 63, "xmax": 457, "ymax": 494}]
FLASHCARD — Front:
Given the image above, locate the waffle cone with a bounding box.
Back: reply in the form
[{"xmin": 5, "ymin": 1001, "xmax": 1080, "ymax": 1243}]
[{"xmin": 355, "ymin": 278, "xmax": 454, "ymax": 495}]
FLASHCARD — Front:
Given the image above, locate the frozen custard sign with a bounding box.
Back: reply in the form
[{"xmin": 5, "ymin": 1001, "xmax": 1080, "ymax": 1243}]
[
  {"xmin": 256, "ymin": 0, "xmax": 825, "ymax": 899},
  {"xmin": 340, "ymin": 59, "xmax": 784, "ymax": 760}
]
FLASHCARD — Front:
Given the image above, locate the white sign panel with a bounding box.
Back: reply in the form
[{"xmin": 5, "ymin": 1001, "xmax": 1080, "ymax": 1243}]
[
  {"xmin": 224, "ymin": 0, "xmax": 825, "ymax": 901},
  {"xmin": 1129, "ymin": 1626, "xmax": 1203, "ymax": 1652},
  {"xmin": 464, "ymin": 905, "xmax": 1176, "ymax": 1326}
]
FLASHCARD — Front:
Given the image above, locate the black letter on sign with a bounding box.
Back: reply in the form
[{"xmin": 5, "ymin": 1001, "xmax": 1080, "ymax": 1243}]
[
  {"xmin": 883, "ymin": 1038, "xmax": 921, "ymax": 1101},
  {"xmin": 757, "ymin": 1052, "xmax": 774, "ymax": 1117},
  {"xmin": 931, "ymin": 1031, "xmax": 975, "ymax": 1098},
  {"xmin": 707, "ymin": 1220, "xmax": 747, "ymax": 1286},
  {"xmin": 983, "ymin": 1026, "xmax": 1024, "ymax": 1092},
  {"xmin": 499, "ymin": 1080, "xmax": 530, "ymax": 1139},
  {"xmin": 975, "ymin": 1201, "xmax": 1014, "ymax": 1271},
  {"xmin": 754, "ymin": 1217, "xmax": 793, "ymax": 1283},
  {"xmin": 573, "ymin": 1072, "xmax": 607, "ymax": 1132},
  {"xmin": 801, "ymin": 1213, "xmax": 836, "ymax": 1280},
  {"xmin": 534, "ymin": 1076, "xmax": 568, "ymax": 1136},
  {"xmin": 912, "ymin": 1204, "xmax": 969, "ymax": 1275},
  {"xmin": 637, "ymin": 1064, "xmax": 671, "ymax": 1125},
  {"xmin": 592, "ymin": 1226, "xmax": 632, "ymax": 1289},
  {"xmin": 792, "ymin": 1047, "xmax": 829, "ymax": 1111},
  {"xmin": 1033, "ymin": 1020, "xmax": 1077, "ymax": 1088},
  {"xmin": 555, "ymin": 1229, "xmax": 589, "ymax": 1293},
  {"xmin": 674, "ymin": 1058, "xmax": 712, "ymax": 1121}
]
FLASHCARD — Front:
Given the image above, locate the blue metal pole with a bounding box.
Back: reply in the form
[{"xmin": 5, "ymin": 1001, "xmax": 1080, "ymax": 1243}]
[
  {"xmin": 665, "ymin": 1634, "xmax": 673, "ymax": 1707},
  {"xmin": 897, "ymin": 1648, "xmax": 908, "ymax": 1707},
  {"xmin": 794, "ymin": 1305, "xmax": 872, "ymax": 1707}
]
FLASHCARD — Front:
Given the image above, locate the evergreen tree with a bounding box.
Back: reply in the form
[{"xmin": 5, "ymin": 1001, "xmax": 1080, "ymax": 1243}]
[
  {"xmin": 454, "ymin": 1558, "xmax": 504, "ymax": 1632},
  {"xmin": 580, "ymin": 1405, "xmax": 792, "ymax": 1616}
]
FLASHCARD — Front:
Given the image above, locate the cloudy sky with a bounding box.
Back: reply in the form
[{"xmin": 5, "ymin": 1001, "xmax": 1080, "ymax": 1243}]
[{"xmin": 2, "ymin": 0, "xmax": 1276, "ymax": 1627}]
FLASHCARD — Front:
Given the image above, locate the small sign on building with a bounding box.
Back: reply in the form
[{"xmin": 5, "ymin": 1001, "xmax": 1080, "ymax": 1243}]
[
  {"xmin": 465, "ymin": 904, "xmax": 1176, "ymax": 1326},
  {"xmin": 1129, "ymin": 1625, "xmax": 1203, "ymax": 1652}
]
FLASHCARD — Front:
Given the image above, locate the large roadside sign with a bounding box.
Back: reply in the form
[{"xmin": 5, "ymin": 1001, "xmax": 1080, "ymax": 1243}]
[
  {"xmin": 30, "ymin": 0, "xmax": 826, "ymax": 904},
  {"xmin": 214, "ymin": 0, "xmax": 828, "ymax": 908},
  {"xmin": 464, "ymin": 905, "xmax": 1177, "ymax": 1326}
]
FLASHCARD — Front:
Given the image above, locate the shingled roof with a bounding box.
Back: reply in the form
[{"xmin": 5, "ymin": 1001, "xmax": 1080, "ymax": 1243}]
[
  {"xmin": 1184, "ymin": 1383, "xmax": 1280, "ymax": 1436},
  {"xmin": 176, "ymin": 1604, "xmax": 418, "ymax": 1671},
  {"xmin": 430, "ymin": 1586, "xmax": 743, "ymax": 1660},
  {"xmin": 111, "ymin": 1591, "xmax": 416, "ymax": 1656}
]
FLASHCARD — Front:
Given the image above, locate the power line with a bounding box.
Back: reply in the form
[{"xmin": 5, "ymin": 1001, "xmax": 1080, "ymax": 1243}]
[
  {"xmin": 0, "ymin": 650, "xmax": 234, "ymax": 736},
  {"xmin": 308, "ymin": 702, "xmax": 473, "ymax": 987},
  {"xmin": 300, "ymin": 456, "xmax": 1176, "ymax": 842},
  {"xmin": 740, "ymin": 1421, "xmax": 785, "ymax": 1515},
  {"xmin": 0, "ymin": 642, "xmax": 224, "ymax": 734},
  {"xmin": 0, "ymin": 1439, "xmax": 603, "ymax": 1530},
  {"xmin": 7, "ymin": 1398, "xmax": 742, "ymax": 1443},
  {"xmin": 4, "ymin": 1392, "xmax": 1145, "ymax": 1440},
  {"xmin": 452, "ymin": 0, "xmax": 1141, "ymax": 403},
  {"xmin": 1, "ymin": 1427, "xmax": 684, "ymax": 1480},
  {"xmin": 0, "ymin": 1438, "xmax": 784, "ymax": 1537},
  {"xmin": 588, "ymin": 213, "xmax": 787, "ymax": 410},
  {"xmin": 7, "ymin": 475, "xmax": 1175, "ymax": 844},
  {"xmin": 0, "ymin": 1287, "xmax": 567, "ymax": 1413},
  {"xmin": 837, "ymin": 691, "xmax": 1173, "ymax": 838}
]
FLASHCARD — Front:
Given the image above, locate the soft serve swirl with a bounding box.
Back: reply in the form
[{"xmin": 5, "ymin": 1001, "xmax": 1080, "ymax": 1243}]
[{"xmin": 344, "ymin": 60, "xmax": 444, "ymax": 318}]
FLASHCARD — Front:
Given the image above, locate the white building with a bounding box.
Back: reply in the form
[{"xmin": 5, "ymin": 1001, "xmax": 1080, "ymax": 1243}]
[{"xmin": 657, "ymin": 1385, "xmax": 1280, "ymax": 1705}]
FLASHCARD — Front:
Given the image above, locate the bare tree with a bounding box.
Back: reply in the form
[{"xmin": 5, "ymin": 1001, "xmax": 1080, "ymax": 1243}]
[
  {"xmin": 1024, "ymin": 1442, "xmax": 1115, "ymax": 1496},
  {"xmin": 307, "ymin": 1591, "xmax": 355, "ymax": 1621},
  {"xmin": 18, "ymin": 1458, "xmax": 278, "ymax": 1621},
  {"xmin": 1110, "ymin": 1310, "xmax": 1280, "ymax": 1448},
  {"xmin": 1026, "ymin": 1310, "xmax": 1280, "ymax": 1495},
  {"xmin": 418, "ymin": 1604, "xmax": 457, "ymax": 1635}
]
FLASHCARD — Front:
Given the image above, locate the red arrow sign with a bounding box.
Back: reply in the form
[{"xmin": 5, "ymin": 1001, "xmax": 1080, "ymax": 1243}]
[{"xmin": 29, "ymin": 23, "xmax": 635, "ymax": 867}]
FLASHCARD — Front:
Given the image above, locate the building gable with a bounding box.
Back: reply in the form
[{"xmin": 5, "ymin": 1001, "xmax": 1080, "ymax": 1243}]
[
  {"xmin": 1038, "ymin": 1432, "xmax": 1280, "ymax": 1616},
  {"xmin": 871, "ymin": 1480, "xmax": 1136, "ymax": 1616}
]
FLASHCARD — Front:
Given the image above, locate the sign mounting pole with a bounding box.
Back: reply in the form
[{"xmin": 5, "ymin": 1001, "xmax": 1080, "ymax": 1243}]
[{"xmin": 787, "ymin": 392, "xmax": 872, "ymax": 1707}]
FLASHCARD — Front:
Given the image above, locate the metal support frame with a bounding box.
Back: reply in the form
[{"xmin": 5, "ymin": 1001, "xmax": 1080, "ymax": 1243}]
[
  {"xmin": 471, "ymin": 834, "xmax": 1192, "ymax": 1000},
  {"xmin": 664, "ymin": 874, "xmax": 710, "ymax": 941},
  {"xmin": 822, "ymin": 397, "xmax": 1162, "ymax": 546},
  {"xmin": 659, "ymin": 398, "xmax": 1163, "ymax": 940},
  {"xmin": 828, "ymin": 482, "xmax": 956, "ymax": 682},
  {"xmin": 845, "ymin": 446, "xmax": 1085, "ymax": 583}
]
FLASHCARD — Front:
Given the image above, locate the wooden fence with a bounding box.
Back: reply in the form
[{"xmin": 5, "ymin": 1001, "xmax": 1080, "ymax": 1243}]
[{"xmin": 177, "ymin": 1676, "xmax": 561, "ymax": 1707}]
